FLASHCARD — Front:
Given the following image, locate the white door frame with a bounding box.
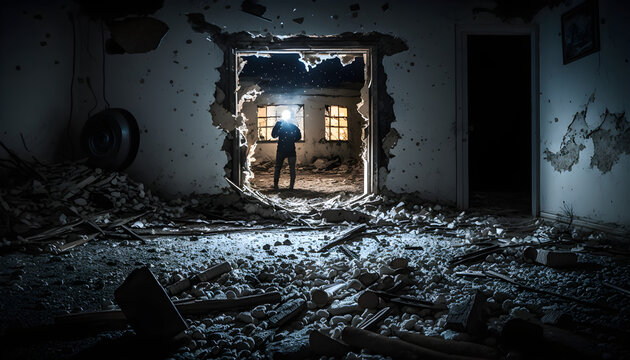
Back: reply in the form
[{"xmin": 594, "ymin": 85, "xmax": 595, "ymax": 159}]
[
  {"xmin": 455, "ymin": 24, "xmax": 540, "ymax": 216},
  {"xmin": 232, "ymin": 47, "xmax": 378, "ymax": 195}
]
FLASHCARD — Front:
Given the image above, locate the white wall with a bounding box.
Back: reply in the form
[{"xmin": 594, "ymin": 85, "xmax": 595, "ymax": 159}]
[
  {"xmin": 96, "ymin": 0, "xmax": 475, "ymax": 199},
  {"xmin": 536, "ymin": 0, "xmax": 630, "ymax": 227},
  {"xmin": 3, "ymin": 0, "xmax": 629, "ymax": 228},
  {"xmin": 242, "ymin": 88, "xmax": 363, "ymax": 165}
]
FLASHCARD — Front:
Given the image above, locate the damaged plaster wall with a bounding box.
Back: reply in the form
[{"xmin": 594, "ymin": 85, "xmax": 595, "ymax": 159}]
[
  {"xmin": 97, "ymin": 0, "xmax": 485, "ymax": 200},
  {"xmin": 98, "ymin": 1, "xmax": 229, "ymax": 196},
  {"xmin": 536, "ymin": 0, "xmax": 630, "ymax": 227},
  {"xmin": 0, "ymin": 1, "xmax": 75, "ymax": 163},
  {"xmin": 10, "ymin": 0, "xmax": 610, "ymax": 208}
]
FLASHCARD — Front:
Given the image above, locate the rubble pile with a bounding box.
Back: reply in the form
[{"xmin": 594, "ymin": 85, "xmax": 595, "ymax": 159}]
[
  {"xmin": 0, "ymin": 155, "xmax": 198, "ymax": 253},
  {"xmin": 2, "ymin": 149, "xmax": 630, "ymax": 359}
]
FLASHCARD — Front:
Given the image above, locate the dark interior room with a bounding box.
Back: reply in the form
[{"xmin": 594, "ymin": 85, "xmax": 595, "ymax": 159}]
[{"xmin": 1, "ymin": 0, "xmax": 630, "ymax": 359}]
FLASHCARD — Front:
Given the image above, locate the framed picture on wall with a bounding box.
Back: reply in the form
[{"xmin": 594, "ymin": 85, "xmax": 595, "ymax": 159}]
[{"xmin": 561, "ymin": 0, "xmax": 600, "ymax": 64}]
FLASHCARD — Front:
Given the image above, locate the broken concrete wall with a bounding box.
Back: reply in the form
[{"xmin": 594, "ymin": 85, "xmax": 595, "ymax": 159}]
[
  {"xmin": 241, "ymin": 87, "xmax": 363, "ymax": 165},
  {"xmin": 94, "ymin": 0, "xmax": 486, "ymax": 199},
  {"xmin": 536, "ymin": 0, "xmax": 630, "ymax": 227},
  {"xmin": 15, "ymin": 0, "xmax": 627, "ymax": 214},
  {"xmin": 0, "ymin": 1, "xmax": 76, "ymax": 163}
]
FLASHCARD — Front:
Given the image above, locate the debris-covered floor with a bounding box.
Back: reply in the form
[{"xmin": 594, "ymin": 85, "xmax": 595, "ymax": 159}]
[
  {"xmin": 249, "ymin": 159, "xmax": 363, "ymax": 195},
  {"xmin": 1, "ymin": 160, "xmax": 630, "ymax": 360}
]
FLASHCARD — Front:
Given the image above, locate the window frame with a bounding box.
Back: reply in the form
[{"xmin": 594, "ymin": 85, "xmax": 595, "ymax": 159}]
[
  {"xmin": 256, "ymin": 104, "xmax": 305, "ymax": 143},
  {"xmin": 324, "ymin": 105, "xmax": 349, "ymax": 142}
]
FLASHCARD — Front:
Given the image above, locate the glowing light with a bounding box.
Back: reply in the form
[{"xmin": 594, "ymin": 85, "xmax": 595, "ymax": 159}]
[{"xmin": 281, "ymin": 110, "xmax": 291, "ymax": 120}]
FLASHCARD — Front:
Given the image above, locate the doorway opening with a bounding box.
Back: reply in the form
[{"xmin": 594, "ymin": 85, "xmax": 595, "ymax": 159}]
[
  {"xmin": 468, "ymin": 35, "xmax": 531, "ymax": 214},
  {"xmin": 236, "ymin": 50, "xmax": 371, "ymax": 200},
  {"xmin": 456, "ymin": 26, "xmax": 539, "ymax": 216}
]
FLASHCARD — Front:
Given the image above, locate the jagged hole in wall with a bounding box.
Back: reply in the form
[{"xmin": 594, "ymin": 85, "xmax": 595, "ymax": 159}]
[{"xmin": 185, "ymin": 13, "xmax": 408, "ymax": 197}]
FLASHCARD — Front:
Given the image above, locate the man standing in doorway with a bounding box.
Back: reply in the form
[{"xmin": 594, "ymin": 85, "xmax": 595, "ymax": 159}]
[{"xmin": 272, "ymin": 110, "xmax": 301, "ymax": 190}]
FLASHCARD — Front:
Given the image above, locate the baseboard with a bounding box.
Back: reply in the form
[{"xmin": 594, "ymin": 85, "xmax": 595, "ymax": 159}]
[{"xmin": 539, "ymin": 211, "xmax": 630, "ymax": 240}]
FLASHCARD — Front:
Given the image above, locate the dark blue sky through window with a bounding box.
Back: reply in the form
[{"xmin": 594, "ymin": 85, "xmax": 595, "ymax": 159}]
[{"xmin": 239, "ymin": 53, "xmax": 364, "ymax": 91}]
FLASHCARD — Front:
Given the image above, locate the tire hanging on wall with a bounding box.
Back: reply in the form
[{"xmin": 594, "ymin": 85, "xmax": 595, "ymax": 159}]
[{"xmin": 81, "ymin": 108, "xmax": 140, "ymax": 171}]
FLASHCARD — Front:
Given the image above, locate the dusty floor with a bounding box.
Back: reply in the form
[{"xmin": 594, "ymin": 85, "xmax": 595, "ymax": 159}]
[
  {"xmin": 1, "ymin": 195, "xmax": 630, "ymax": 359},
  {"xmin": 249, "ymin": 166, "xmax": 363, "ymax": 196}
]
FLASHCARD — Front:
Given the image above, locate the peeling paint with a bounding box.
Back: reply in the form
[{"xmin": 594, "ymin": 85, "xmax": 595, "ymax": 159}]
[
  {"xmin": 543, "ymin": 94, "xmax": 593, "ymax": 172},
  {"xmin": 588, "ymin": 109, "xmax": 629, "ymax": 173},
  {"xmin": 382, "ymin": 128, "xmax": 400, "ymax": 158},
  {"xmin": 544, "ymin": 92, "xmax": 629, "ymax": 174}
]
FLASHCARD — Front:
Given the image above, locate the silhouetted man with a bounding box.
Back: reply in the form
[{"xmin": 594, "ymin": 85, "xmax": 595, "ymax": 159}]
[{"xmin": 272, "ymin": 113, "xmax": 301, "ymax": 190}]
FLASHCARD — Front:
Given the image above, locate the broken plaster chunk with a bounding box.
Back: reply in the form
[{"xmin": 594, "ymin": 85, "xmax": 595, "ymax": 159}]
[
  {"xmin": 523, "ymin": 246, "xmax": 577, "ymax": 268},
  {"xmin": 108, "ymin": 17, "xmax": 169, "ymax": 54}
]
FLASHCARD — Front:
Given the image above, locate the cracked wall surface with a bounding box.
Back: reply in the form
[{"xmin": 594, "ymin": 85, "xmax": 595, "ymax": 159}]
[
  {"xmin": 543, "ymin": 94, "xmax": 592, "ymax": 172},
  {"xmin": 588, "ymin": 109, "xmax": 629, "ymax": 173},
  {"xmin": 3, "ymin": 0, "xmax": 629, "ymax": 228},
  {"xmin": 537, "ymin": 0, "xmax": 630, "ymax": 227},
  {"xmin": 3, "ymin": 0, "xmax": 478, "ymax": 201}
]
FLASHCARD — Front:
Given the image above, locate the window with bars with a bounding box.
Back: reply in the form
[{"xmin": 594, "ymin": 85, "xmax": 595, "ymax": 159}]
[
  {"xmin": 324, "ymin": 105, "xmax": 349, "ymax": 141},
  {"xmin": 257, "ymin": 105, "xmax": 304, "ymax": 142}
]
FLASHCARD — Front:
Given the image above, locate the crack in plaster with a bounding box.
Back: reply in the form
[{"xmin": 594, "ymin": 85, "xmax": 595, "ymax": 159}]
[{"xmin": 544, "ymin": 93, "xmax": 629, "ymax": 173}]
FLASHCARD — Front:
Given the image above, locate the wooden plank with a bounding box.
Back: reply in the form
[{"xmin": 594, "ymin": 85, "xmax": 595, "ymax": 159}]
[
  {"xmin": 120, "ymin": 224, "xmax": 147, "ymax": 244},
  {"xmin": 319, "ymin": 224, "xmax": 368, "ymax": 252},
  {"xmin": 394, "ymin": 330, "xmax": 499, "ymax": 359},
  {"xmin": 57, "ymin": 233, "xmax": 99, "ymax": 253},
  {"xmin": 267, "ymin": 298, "xmax": 306, "ymax": 328},
  {"xmin": 341, "ymin": 327, "xmax": 484, "ymax": 360},
  {"xmin": 338, "ymin": 244, "xmax": 359, "ymax": 259},
  {"xmin": 357, "ymin": 306, "xmax": 391, "ymax": 331},
  {"xmin": 603, "ymin": 282, "xmax": 630, "ymax": 297},
  {"xmin": 55, "ymin": 292, "xmax": 282, "ymax": 327},
  {"xmin": 107, "ymin": 210, "xmax": 152, "ymax": 229},
  {"xmin": 166, "ymin": 262, "xmax": 232, "ymax": 296},
  {"xmin": 176, "ymin": 292, "xmax": 281, "ymax": 315},
  {"xmin": 63, "ymin": 174, "xmax": 99, "ymax": 200},
  {"xmin": 446, "ymin": 290, "xmax": 487, "ymax": 335}
]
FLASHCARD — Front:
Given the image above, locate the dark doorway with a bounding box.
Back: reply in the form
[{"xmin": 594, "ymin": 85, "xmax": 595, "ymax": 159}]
[{"xmin": 467, "ymin": 35, "xmax": 531, "ymax": 214}]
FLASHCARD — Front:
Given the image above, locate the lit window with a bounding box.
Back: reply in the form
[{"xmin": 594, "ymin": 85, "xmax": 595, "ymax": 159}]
[
  {"xmin": 325, "ymin": 105, "xmax": 348, "ymax": 141},
  {"xmin": 257, "ymin": 105, "xmax": 304, "ymax": 141}
]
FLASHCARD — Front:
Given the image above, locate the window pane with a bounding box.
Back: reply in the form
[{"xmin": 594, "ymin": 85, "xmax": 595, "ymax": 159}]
[
  {"xmin": 259, "ymin": 128, "xmax": 266, "ymax": 140},
  {"xmin": 266, "ymin": 128, "xmax": 273, "ymax": 140},
  {"xmin": 325, "ymin": 127, "xmax": 330, "ymax": 140},
  {"xmin": 339, "ymin": 118, "xmax": 347, "ymax": 127},
  {"xmin": 325, "ymin": 116, "xmax": 330, "ymax": 127},
  {"xmin": 258, "ymin": 118, "xmax": 266, "ymax": 128},
  {"xmin": 331, "ymin": 118, "xmax": 338, "ymax": 127},
  {"xmin": 340, "ymin": 127, "xmax": 348, "ymax": 141},
  {"xmin": 339, "ymin": 107, "xmax": 347, "ymax": 117},
  {"xmin": 267, "ymin": 106, "xmax": 276, "ymax": 117},
  {"xmin": 325, "ymin": 106, "xmax": 330, "ymax": 116},
  {"xmin": 331, "ymin": 106, "xmax": 338, "ymax": 117},
  {"xmin": 257, "ymin": 107, "xmax": 266, "ymax": 117},
  {"xmin": 330, "ymin": 127, "xmax": 339, "ymax": 140}
]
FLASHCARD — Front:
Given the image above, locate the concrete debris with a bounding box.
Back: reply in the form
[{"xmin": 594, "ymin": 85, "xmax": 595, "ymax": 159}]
[
  {"xmin": 1, "ymin": 148, "xmax": 630, "ymax": 359},
  {"xmin": 523, "ymin": 246, "xmax": 578, "ymax": 268}
]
